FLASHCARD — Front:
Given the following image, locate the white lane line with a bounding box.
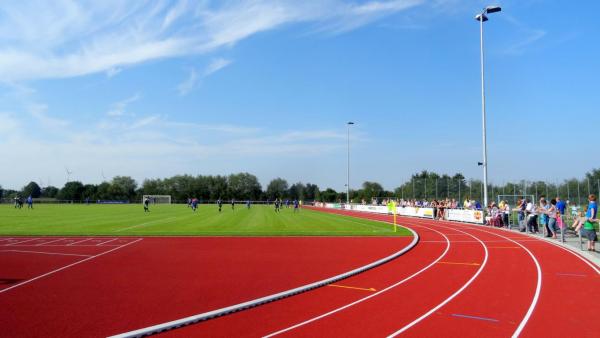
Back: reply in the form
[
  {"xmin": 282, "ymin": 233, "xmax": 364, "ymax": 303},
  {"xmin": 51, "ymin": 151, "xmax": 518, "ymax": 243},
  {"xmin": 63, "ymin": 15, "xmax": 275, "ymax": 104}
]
[
  {"xmin": 35, "ymin": 238, "xmax": 65, "ymax": 246},
  {"xmin": 67, "ymin": 238, "xmax": 93, "ymax": 246},
  {"xmin": 0, "ymin": 238, "xmax": 14, "ymax": 242},
  {"xmin": 0, "ymin": 238, "xmax": 142, "ymax": 295},
  {"xmin": 4, "ymin": 238, "xmax": 39, "ymax": 246},
  {"xmin": 96, "ymin": 238, "xmax": 118, "ymax": 246},
  {"xmin": 494, "ymin": 226, "xmax": 600, "ymax": 275},
  {"xmin": 110, "ymin": 225, "xmax": 420, "ymax": 338},
  {"xmin": 386, "ymin": 223, "xmax": 489, "ymax": 337},
  {"xmin": 448, "ymin": 223, "xmax": 542, "ymax": 338},
  {"xmin": 0, "ymin": 250, "xmax": 92, "ymax": 257},
  {"xmin": 114, "ymin": 217, "xmax": 178, "ymax": 232},
  {"xmin": 262, "ymin": 226, "xmax": 450, "ymax": 338}
]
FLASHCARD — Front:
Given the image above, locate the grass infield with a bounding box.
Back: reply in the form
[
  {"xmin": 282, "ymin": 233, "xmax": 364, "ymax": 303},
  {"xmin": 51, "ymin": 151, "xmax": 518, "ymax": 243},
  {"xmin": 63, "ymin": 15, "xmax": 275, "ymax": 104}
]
[{"xmin": 0, "ymin": 204, "xmax": 412, "ymax": 237}]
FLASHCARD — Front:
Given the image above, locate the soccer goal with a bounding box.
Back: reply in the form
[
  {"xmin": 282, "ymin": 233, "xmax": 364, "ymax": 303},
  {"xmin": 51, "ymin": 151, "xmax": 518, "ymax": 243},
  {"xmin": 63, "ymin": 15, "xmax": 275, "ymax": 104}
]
[{"xmin": 143, "ymin": 195, "xmax": 172, "ymax": 204}]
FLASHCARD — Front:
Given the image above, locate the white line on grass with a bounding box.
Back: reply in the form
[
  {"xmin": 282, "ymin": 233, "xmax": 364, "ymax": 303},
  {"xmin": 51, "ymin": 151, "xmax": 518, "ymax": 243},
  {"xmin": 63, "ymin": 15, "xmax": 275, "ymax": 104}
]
[
  {"xmin": 0, "ymin": 250, "xmax": 92, "ymax": 257},
  {"xmin": 114, "ymin": 217, "xmax": 178, "ymax": 232},
  {"xmin": 0, "ymin": 238, "xmax": 142, "ymax": 295}
]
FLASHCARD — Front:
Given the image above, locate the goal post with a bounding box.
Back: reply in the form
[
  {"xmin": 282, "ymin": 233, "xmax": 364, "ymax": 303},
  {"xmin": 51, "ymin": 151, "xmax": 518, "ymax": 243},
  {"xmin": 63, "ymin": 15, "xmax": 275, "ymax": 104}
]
[{"xmin": 142, "ymin": 195, "xmax": 172, "ymax": 204}]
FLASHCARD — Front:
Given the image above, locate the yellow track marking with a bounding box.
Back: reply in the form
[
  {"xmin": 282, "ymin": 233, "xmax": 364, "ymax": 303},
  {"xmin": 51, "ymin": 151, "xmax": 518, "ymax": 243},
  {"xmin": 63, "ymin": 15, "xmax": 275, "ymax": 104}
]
[{"xmin": 328, "ymin": 284, "xmax": 376, "ymax": 292}]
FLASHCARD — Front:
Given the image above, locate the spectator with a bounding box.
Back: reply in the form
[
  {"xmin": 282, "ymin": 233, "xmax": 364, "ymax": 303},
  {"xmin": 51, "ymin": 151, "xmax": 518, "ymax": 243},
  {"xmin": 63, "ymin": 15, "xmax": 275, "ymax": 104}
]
[
  {"xmin": 526, "ymin": 199, "xmax": 539, "ymax": 233},
  {"xmin": 544, "ymin": 199, "xmax": 558, "ymax": 239},
  {"xmin": 582, "ymin": 194, "xmax": 598, "ymax": 252},
  {"xmin": 538, "ymin": 199, "xmax": 549, "ymax": 236},
  {"xmin": 556, "ymin": 196, "xmax": 566, "ymax": 215}
]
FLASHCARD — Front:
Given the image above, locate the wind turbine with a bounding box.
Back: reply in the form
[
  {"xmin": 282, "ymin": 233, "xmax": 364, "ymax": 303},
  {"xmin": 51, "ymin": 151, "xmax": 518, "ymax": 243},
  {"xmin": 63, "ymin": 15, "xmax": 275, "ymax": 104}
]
[{"xmin": 65, "ymin": 167, "xmax": 73, "ymax": 183}]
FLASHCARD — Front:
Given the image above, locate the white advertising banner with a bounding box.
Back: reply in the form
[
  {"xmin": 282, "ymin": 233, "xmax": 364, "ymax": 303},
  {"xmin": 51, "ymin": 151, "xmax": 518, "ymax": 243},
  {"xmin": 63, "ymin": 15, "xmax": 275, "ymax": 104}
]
[
  {"xmin": 395, "ymin": 207, "xmax": 435, "ymax": 219},
  {"xmin": 350, "ymin": 205, "xmax": 389, "ymax": 214},
  {"xmin": 445, "ymin": 209, "xmax": 485, "ymax": 224}
]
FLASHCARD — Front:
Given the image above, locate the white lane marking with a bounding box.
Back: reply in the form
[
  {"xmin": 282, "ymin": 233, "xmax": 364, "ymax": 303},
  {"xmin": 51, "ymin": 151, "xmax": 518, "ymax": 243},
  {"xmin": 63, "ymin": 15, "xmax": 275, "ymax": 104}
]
[
  {"xmin": 386, "ymin": 223, "xmax": 489, "ymax": 337},
  {"xmin": 448, "ymin": 223, "xmax": 542, "ymax": 338},
  {"xmin": 35, "ymin": 238, "xmax": 65, "ymax": 246},
  {"xmin": 66, "ymin": 238, "xmax": 93, "ymax": 246},
  {"xmin": 494, "ymin": 226, "xmax": 600, "ymax": 275},
  {"xmin": 110, "ymin": 226, "xmax": 420, "ymax": 338},
  {"xmin": 96, "ymin": 238, "xmax": 118, "ymax": 246},
  {"xmin": 0, "ymin": 250, "xmax": 92, "ymax": 257},
  {"xmin": 263, "ymin": 226, "xmax": 450, "ymax": 338},
  {"xmin": 0, "ymin": 238, "xmax": 142, "ymax": 294},
  {"xmin": 4, "ymin": 238, "xmax": 39, "ymax": 246},
  {"xmin": 113, "ymin": 217, "xmax": 178, "ymax": 232}
]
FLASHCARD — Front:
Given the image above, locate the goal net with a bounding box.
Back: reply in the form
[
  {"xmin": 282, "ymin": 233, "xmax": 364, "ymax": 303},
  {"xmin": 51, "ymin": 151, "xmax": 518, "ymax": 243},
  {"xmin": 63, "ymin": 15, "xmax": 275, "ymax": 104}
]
[{"xmin": 142, "ymin": 195, "xmax": 172, "ymax": 204}]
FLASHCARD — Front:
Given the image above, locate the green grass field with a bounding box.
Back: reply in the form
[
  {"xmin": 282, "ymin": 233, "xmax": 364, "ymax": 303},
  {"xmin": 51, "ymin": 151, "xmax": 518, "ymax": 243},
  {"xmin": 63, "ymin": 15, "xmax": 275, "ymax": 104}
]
[{"xmin": 0, "ymin": 204, "xmax": 412, "ymax": 237}]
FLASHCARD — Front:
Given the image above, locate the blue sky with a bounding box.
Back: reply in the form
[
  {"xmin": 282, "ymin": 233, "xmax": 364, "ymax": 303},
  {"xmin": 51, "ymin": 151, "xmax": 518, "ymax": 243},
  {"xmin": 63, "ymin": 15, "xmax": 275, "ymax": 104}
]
[{"xmin": 0, "ymin": 0, "xmax": 598, "ymax": 191}]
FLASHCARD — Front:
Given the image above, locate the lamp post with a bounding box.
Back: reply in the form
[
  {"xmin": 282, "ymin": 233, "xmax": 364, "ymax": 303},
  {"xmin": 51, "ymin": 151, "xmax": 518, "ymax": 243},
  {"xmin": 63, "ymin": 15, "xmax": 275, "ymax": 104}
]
[
  {"xmin": 346, "ymin": 121, "xmax": 354, "ymax": 205},
  {"xmin": 475, "ymin": 5, "xmax": 501, "ymax": 209}
]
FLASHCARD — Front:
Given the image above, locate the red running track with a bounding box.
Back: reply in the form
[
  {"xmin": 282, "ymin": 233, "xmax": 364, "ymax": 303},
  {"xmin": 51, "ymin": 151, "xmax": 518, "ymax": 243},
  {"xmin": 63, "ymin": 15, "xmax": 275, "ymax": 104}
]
[
  {"xmin": 154, "ymin": 207, "xmax": 600, "ymax": 338},
  {"xmin": 0, "ymin": 235, "xmax": 412, "ymax": 338}
]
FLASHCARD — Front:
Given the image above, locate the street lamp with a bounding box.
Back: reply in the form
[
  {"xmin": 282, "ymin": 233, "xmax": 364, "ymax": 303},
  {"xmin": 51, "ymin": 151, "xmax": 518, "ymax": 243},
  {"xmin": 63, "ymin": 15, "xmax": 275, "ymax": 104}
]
[
  {"xmin": 475, "ymin": 5, "xmax": 501, "ymax": 209},
  {"xmin": 346, "ymin": 121, "xmax": 354, "ymax": 205}
]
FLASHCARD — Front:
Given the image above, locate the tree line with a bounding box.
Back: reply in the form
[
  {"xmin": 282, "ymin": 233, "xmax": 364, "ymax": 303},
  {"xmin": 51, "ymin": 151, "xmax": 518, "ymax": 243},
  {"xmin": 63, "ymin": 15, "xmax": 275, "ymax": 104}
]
[{"xmin": 1, "ymin": 168, "xmax": 599, "ymax": 204}]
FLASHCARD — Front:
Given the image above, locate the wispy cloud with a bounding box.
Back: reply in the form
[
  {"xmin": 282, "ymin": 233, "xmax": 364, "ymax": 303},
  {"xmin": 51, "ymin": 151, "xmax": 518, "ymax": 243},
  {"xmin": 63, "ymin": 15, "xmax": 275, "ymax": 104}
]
[
  {"xmin": 28, "ymin": 103, "xmax": 69, "ymax": 129},
  {"xmin": 204, "ymin": 58, "xmax": 232, "ymax": 76},
  {"xmin": 0, "ymin": 1, "xmax": 425, "ymax": 82},
  {"xmin": 502, "ymin": 15, "xmax": 547, "ymax": 55},
  {"xmin": 177, "ymin": 68, "xmax": 198, "ymax": 96},
  {"xmin": 106, "ymin": 93, "xmax": 140, "ymax": 117}
]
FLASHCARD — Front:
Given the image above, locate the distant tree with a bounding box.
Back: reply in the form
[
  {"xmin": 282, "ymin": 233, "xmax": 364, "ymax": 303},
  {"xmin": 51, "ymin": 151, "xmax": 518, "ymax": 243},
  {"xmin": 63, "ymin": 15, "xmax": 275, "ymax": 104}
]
[
  {"xmin": 41, "ymin": 186, "xmax": 59, "ymax": 198},
  {"xmin": 96, "ymin": 182, "xmax": 111, "ymax": 200},
  {"xmin": 304, "ymin": 183, "xmax": 319, "ymax": 201},
  {"xmin": 320, "ymin": 188, "xmax": 338, "ymax": 202},
  {"xmin": 288, "ymin": 182, "xmax": 306, "ymax": 200},
  {"xmin": 110, "ymin": 176, "xmax": 138, "ymax": 201},
  {"xmin": 266, "ymin": 178, "xmax": 289, "ymax": 199},
  {"xmin": 361, "ymin": 181, "xmax": 384, "ymax": 201},
  {"xmin": 208, "ymin": 175, "xmax": 228, "ymax": 200},
  {"xmin": 58, "ymin": 181, "xmax": 85, "ymax": 201},
  {"xmin": 82, "ymin": 184, "xmax": 97, "ymax": 200},
  {"xmin": 227, "ymin": 173, "xmax": 262, "ymax": 200},
  {"xmin": 22, "ymin": 181, "xmax": 42, "ymax": 198},
  {"xmin": 0, "ymin": 185, "xmax": 3, "ymax": 200}
]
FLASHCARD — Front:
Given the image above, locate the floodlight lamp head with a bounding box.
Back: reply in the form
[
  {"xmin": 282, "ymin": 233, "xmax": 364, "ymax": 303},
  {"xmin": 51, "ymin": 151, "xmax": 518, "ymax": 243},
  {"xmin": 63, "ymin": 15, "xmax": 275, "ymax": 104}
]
[
  {"xmin": 347, "ymin": 121, "xmax": 354, "ymax": 125},
  {"xmin": 485, "ymin": 6, "xmax": 502, "ymax": 14},
  {"xmin": 475, "ymin": 13, "xmax": 488, "ymax": 22}
]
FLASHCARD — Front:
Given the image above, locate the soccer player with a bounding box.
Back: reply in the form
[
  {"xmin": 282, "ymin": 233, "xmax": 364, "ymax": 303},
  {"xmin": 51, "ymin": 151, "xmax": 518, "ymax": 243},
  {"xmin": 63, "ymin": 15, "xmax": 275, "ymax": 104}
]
[
  {"xmin": 275, "ymin": 199, "xmax": 280, "ymax": 213},
  {"xmin": 246, "ymin": 199, "xmax": 251, "ymax": 209},
  {"xmin": 143, "ymin": 197, "xmax": 150, "ymax": 212},
  {"xmin": 27, "ymin": 195, "xmax": 33, "ymax": 209},
  {"xmin": 285, "ymin": 199, "xmax": 290, "ymax": 208},
  {"xmin": 293, "ymin": 199, "xmax": 299, "ymax": 213},
  {"xmin": 191, "ymin": 198, "xmax": 198, "ymax": 212},
  {"xmin": 217, "ymin": 198, "xmax": 223, "ymax": 212},
  {"xmin": 231, "ymin": 199, "xmax": 235, "ymax": 211}
]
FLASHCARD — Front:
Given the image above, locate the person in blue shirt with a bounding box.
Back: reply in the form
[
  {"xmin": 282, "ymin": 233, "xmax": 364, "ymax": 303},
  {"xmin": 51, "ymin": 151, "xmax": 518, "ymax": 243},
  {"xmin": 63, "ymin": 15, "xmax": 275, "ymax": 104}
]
[
  {"xmin": 293, "ymin": 199, "xmax": 299, "ymax": 213},
  {"xmin": 583, "ymin": 194, "xmax": 598, "ymax": 251},
  {"xmin": 191, "ymin": 198, "xmax": 198, "ymax": 212},
  {"xmin": 555, "ymin": 197, "xmax": 566, "ymax": 215},
  {"xmin": 26, "ymin": 195, "xmax": 33, "ymax": 209},
  {"xmin": 246, "ymin": 200, "xmax": 251, "ymax": 209}
]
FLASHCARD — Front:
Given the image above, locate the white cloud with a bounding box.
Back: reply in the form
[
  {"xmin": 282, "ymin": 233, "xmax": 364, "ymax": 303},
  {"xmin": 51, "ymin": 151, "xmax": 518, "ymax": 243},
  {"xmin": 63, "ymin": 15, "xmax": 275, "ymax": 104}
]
[
  {"xmin": 28, "ymin": 103, "xmax": 69, "ymax": 129},
  {"xmin": 106, "ymin": 93, "xmax": 140, "ymax": 117},
  {"xmin": 204, "ymin": 58, "xmax": 232, "ymax": 76},
  {"xmin": 106, "ymin": 67, "xmax": 122, "ymax": 78},
  {"xmin": 177, "ymin": 68, "xmax": 198, "ymax": 96},
  {"xmin": 0, "ymin": 1, "xmax": 425, "ymax": 82}
]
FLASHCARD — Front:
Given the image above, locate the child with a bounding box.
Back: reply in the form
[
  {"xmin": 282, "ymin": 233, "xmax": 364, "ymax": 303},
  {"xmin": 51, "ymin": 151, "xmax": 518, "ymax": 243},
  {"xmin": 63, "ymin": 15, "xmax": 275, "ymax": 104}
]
[{"xmin": 572, "ymin": 210, "xmax": 587, "ymax": 232}]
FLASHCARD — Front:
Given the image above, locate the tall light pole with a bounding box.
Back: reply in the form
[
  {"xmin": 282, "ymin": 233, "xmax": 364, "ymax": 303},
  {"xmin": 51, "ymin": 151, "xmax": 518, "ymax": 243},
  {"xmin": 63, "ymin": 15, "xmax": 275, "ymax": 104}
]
[
  {"xmin": 475, "ymin": 5, "xmax": 501, "ymax": 208},
  {"xmin": 346, "ymin": 121, "xmax": 354, "ymax": 204}
]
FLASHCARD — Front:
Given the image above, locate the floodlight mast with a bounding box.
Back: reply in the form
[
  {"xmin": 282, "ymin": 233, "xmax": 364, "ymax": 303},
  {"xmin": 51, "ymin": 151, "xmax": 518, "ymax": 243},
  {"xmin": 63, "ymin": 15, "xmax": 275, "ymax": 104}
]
[{"xmin": 475, "ymin": 5, "xmax": 501, "ymax": 209}]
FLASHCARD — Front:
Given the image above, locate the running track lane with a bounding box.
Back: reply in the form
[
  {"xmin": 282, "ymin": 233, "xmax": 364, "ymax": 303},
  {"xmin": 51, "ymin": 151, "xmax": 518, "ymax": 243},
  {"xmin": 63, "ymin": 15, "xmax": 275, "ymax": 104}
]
[
  {"xmin": 0, "ymin": 236, "xmax": 412, "ymax": 338},
  {"xmin": 152, "ymin": 212, "xmax": 488, "ymax": 337},
  {"xmin": 158, "ymin": 209, "xmax": 598, "ymax": 337}
]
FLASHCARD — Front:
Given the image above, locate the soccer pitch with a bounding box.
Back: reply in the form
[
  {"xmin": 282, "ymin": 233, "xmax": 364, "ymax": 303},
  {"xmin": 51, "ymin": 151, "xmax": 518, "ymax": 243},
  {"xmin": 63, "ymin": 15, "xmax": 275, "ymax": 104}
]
[{"xmin": 0, "ymin": 204, "xmax": 412, "ymax": 237}]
